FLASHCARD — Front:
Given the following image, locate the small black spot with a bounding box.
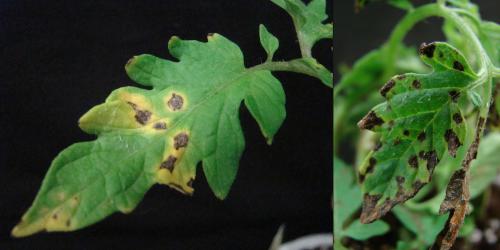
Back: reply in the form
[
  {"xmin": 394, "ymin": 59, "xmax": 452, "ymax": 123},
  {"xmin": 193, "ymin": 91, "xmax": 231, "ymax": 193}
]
[
  {"xmin": 425, "ymin": 150, "xmax": 439, "ymax": 172},
  {"xmin": 453, "ymin": 113, "xmax": 463, "ymax": 124},
  {"xmin": 174, "ymin": 133, "xmax": 189, "ymax": 150},
  {"xmin": 359, "ymin": 173, "xmax": 365, "ymax": 183},
  {"xmin": 168, "ymin": 93, "xmax": 184, "ymax": 111},
  {"xmin": 154, "ymin": 122, "xmax": 167, "ymax": 130},
  {"xmin": 412, "ymin": 80, "xmax": 421, "ymax": 89},
  {"xmin": 160, "ymin": 155, "xmax": 177, "ymax": 172},
  {"xmin": 374, "ymin": 143, "xmax": 382, "ymax": 151},
  {"xmin": 403, "ymin": 130, "xmax": 410, "ymax": 136},
  {"xmin": 419, "ymin": 42, "xmax": 436, "ymax": 58},
  {"xmin": 408, "ymin": 155, "xmax": 418, "ymax": 168},
  {"xmin": 453, "ymin": 61, "xmax": 464, "ymax": 71},
  {"xmin": 396, "ymin": 75, "xmax": 406, "ymax": 80},
  {"xmin": 418, "ymin": 151, "xmax": 426, "ymax": 159},
  {"xmin": 413, "ymin": 180, "xmax": 424, "ymax": 189},
  {"xmin": 445, "ymin": 129, "xmax": 461, "ymax": 157},
  {"xmin": 396, "ymin": 176, "xmax": 405, "ymax": 185},
  {"xmin": 358, "ymin": 111, "xmax": 384, "ymax": 130},
  {"xmin": 380, "ymin": 79, "xmax": 395, "ymax": 97},
  {"xmin": 393, "ymin": 138, "xmax": 401, "ymax": 145},
  {"xmin": 439, "ymin": 52, "xmax": 444, "ymax": 58},
  {"xmin": 449, "ymin": 90, "xmax": 460, "ymax": 102},
  {"xmin": 187, "ymin": 178, "xmax": 194, "ymax": 188},
  {"xmin": 418, "ymin": 132, "xmax": 426, "ymax": 141}
]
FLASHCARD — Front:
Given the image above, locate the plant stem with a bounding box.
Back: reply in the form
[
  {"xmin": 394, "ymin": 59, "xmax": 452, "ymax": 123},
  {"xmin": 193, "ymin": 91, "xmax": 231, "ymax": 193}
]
[{"xmin": 248, "ymin": 60, "xmax": 331, "ymax": 86}]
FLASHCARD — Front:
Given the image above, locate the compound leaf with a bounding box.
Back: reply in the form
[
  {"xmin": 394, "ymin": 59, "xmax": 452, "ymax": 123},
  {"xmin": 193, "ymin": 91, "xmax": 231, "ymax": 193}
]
[
  {"xmin": 357, "ymin": 42, "xmax": 477, "ymax": 224},
  {"xmin": 271, "ymin": 0, "xmax": 332, "ymax": 55},
  {"xmin": 12, "ymin": 33, "xmax": 287, "ymax": 237}
]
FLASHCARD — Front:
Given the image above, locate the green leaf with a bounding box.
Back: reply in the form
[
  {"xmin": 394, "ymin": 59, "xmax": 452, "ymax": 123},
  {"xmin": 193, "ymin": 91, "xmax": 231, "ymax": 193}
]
[
  {"xmin": 271, "ymin": 0, "xmax": 332, "ymax": 56},
  {"xmin": 469, "ymin": 132, "xmax": 500, "ymax": 198},
  {"xmin": 343, "ymin": 219, "xmax": 390, "ymax": 241},
  {"xmin": 259, "ymin": 24, "xmax": 280, "ymax": 61},
  {"xmin": 289, "ymin": 57, "xmax": 333, "ymax": 87},
  {"xmin": 12, "ymin": 34, "xmax": 287, "ymax": 237},
  {"xmin": 357, "ymin": 42, "xmax": 477, "ymax": 223},
  {"xmin": 393, "ymin": 206, "xmax": 448, "ymax": 246},
  {"xmin": 334, "ymin": 157, "xmax": 389, "ymax": 243}
]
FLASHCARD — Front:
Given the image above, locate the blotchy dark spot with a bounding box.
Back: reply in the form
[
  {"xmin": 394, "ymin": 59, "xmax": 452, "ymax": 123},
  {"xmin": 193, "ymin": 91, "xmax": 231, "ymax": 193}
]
[
  {"xmin": 419, "ymin": 151, "xmax": 426, "ymax": 159},
  {"xmin": 187, "ymin": 178, "xmax": 194, "ymax": 188},
  {"xmin": 174, "ymin": 133, "xmax": 189, "ymax": 150},
  {"xmin": 154, "ymin": 122, "xmax": 167, "ymax": 130},
  {"xmin": 445, "ymin": 129, "xmax": 461, "ymax": 157},
  {"xmin": 418, "ymin": 132, "xmax": 426, "ymax": 141},
  {"xmin": 413, "ymin": 180, "xmax": 423, "ymax": 189},
  {"xmin": 394, "ymin": 138, "xmax": 401, "ymax": 145},
  {"xmin": 403, "ymin": 130, "xmax": 410, "ymax": 136},
  {"xmin": 66, "ymin": 220, "xmax": 71, "ymax": 227},
  {"xmin": 52, "ymin": 214, "xmax": 58, "ymax": 220},
  {"xmin": 374, "ymin": 143, "xmax": 382, "ymax": 151},
  {"xmin": 358, "ymin": 111, "xmax": 384, "ymax": 130},
  {"xmin": 160, "ymin": 155, "xmax": 177, "ymax": 172},
  {"xmin": 168, "ymin": 93, "xmax": 184, "ymax": 111},
  {"xmin": 359, "ymin": 173, "xmax": 366, "ymax": 183},
  {"xmin": 453, "ymin": 113, "xmax": 463, "ymax": 124},
  {"xmin": 396, "ymin": 75, "xmax": 406, "ymax": 80},
  {"xmin": 425, "ymin": 150, "xmax": 439, "ymax": 172},
  {"xmin": 412, "ymin": 80, "xmax": 421, "ymax": 89},
  {"xmin": 449, "ymin": 90, "xmax": 460, "ymax": 102},
  {"xmin": 439, "ymin": 52, "xmax": 444, "ymax": 58},
  {"xmin": 453, "ymin": 61, "xmax": 464, "ymax": 71},
  {"xmin": 380, "ymin": 79, "xmax": 395, "ymax": 97},
  {"xmin": 419, "ymin": 42, "xmax": 436, "ymax": 58},
  {"xmin": 135, "ymin": 110, "xmax": 152, "ymax": 125},
  {"xmin": 408, "ymin": 155, "xmax": 418, "ymax": 168}
]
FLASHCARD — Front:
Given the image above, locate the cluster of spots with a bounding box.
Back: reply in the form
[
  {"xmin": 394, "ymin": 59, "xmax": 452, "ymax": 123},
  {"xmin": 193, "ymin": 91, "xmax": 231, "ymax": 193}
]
[
  {"xmin": 418, "ymin": 150, "xmax": 439, "ymax": 173},
  {"xmin": 157, "ymin": 131, "xmax": 193, "ymax": 195},
  {"xmin": 419, "ymin": 42, "xmax": 436, "ymax": 58},
  {"xmin": 358, "ymin": 111, "xmax": 384, "ymax": 130},
  {"xmin": 127, "ymin": 102, "xmax": 152, "ymax": 125},
  {"xmin": 167, "ymin": 93, "xmax": 184, "ymax": 111},
  {"xmin": 45, "ymin": 194, "xmax": 80, "ymax": 232},
  {"xmin": 444, "ymin": 129, "xmax": 461, "ymax": 157}
]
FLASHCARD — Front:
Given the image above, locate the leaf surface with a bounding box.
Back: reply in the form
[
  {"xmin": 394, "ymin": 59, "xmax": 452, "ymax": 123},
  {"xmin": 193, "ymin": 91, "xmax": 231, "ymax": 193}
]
[
  {"xmin": 12, "ymin": 34, "xmax": 286, "ymax": 237},
  {"xmin": 357, "ymin": 42, "xmax": 477, "ymax": 223}
]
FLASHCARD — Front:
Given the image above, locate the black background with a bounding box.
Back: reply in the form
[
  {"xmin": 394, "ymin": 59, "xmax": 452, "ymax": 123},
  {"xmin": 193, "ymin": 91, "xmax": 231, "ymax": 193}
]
[{"xmin": 0, "ymin": 0, "xmax": 333, "ymax": 249}]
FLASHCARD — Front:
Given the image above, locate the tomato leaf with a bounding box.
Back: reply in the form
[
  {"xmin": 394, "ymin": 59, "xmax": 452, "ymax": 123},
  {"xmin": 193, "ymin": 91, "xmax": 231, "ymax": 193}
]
[
  {"xmin": 12, "ymin": 34, "xmax": 287, "ymax": 237},
  {"xmin": 357, "ymin": 42, "xmax": 477, "ymax": 224}
]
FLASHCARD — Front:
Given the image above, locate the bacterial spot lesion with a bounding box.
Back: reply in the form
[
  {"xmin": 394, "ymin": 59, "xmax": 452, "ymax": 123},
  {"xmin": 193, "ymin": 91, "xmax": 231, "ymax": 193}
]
[
  {"xmin": 160, "ymin": 155, "xmax": 177, "ymax": 172},
  {"xmin": 167, "ymin": 93, "xmax": 185, "ymax": 111}
]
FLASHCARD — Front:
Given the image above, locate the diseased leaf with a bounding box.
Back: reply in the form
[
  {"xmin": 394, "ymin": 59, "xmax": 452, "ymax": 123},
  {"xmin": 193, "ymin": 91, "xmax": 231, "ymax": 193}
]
[
  {"xmin": 357, "ymin": 42, "xmax": 477, "ymax": 224},
  {"xmin": 12, "ymin": 34, "xmax": 287, "ymax": 237},
  {"xmin": 271, "ymin": 0, "xmax": 332, "ymax": 56},
  {"xmin": 259, "ymin": 24, "xmax": 280, "ymax": 61}
]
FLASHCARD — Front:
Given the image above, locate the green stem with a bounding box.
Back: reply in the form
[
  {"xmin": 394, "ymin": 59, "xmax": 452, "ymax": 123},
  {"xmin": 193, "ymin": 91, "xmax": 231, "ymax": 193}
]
[{"xmin": 248, "ymin": 60, "xmax": 331, "ymax": 86}]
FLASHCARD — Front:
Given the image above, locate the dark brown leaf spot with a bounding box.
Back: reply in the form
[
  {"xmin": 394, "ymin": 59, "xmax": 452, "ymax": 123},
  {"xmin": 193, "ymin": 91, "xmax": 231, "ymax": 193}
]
[
  {"xmin": 419, "ymin": 42, "xmax": 436, "ymax": 58},
  {"xmin": 135, "ymin": 110, "xmax": 152, "ymax": 125},
  {"xmin": 167, "ymin": 93, "xmax": 184, "ymax": 111},
  {"xmin": 403, "ymin": 130, "xmax": 410, "ymax": 136},
  {"xmin": 66, "ymin": 220, "xmax": 71, "ymax": 227},
  {"xmin": 359, "ymin": 173, "xmax": 366, "ymax": 183},
  {"xmin": 413, "ymin": 180, "xmax": 424, "ymax": 189},
  {"xmin": 396, "ymin": 75, "xmax": 406, "ymax": 80},
  {"xmin": 366, "ymin": 157, "xmax": 376, "ymax": 174},
  {"xmin": 358, "ymin": 111, "xmax": 384, "ymax": 130},
  {"xmin": 393, "ymin": 138, "xmax": 401, "ymax": 145},
  {"xmin": 154, "ymin": 122, "xmax": 167, "ymax": 130},
  {"xmin": 439, "ymin": 169, "xmax": 466, "ymax": 214},
  {"xmin": 174, "ymin": 133, "xmax": 189, "ymax": 150},
  {"xmin": 408, "ymin": 155, "xmax": 418, "ymax": 168},
  {"xmin": 453, "ymin": 61, "xmax": 464, "ymax": 71},
  {"xmin": 417, "ymin": 132, "xmax": 426, "ymax": 141},
  {"xmin": 424, "ymin": 150, "xmax": 439, "ymax": 172},
  {"xmin": 449, "ymin": 90, "xmax": 460, "ymax": 102},
  {"xmin": 445, "ymin": 129, "xmax": 461, "ymax": 157},
  {"xmin": 396, "ymin": 176, "xmax": 405, "ymax": 185},
  {"xmin": 453, "ymin": 113, "xmax": 463, "ymax": 124},
  {"xmin": 418, "ymin": 151, "xmax": 426, "ymax": 159},
  {"xmin": 373, "ymin": 143, "xmax": 382, "ymax": 151},
  {"xmin": 412, "ymin": 80, "xmax": 421, "ymax": 89},
  {"xmin": 380, "ymin": 79, "xmax": 395, "ymax": 97},
  {"xmin": 52, "ymin": 214, "xmax": 58, "ymax": 220},
  {"xmin": 160, "ymin": 155, "xmax": 177, "ymax": 172}
]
